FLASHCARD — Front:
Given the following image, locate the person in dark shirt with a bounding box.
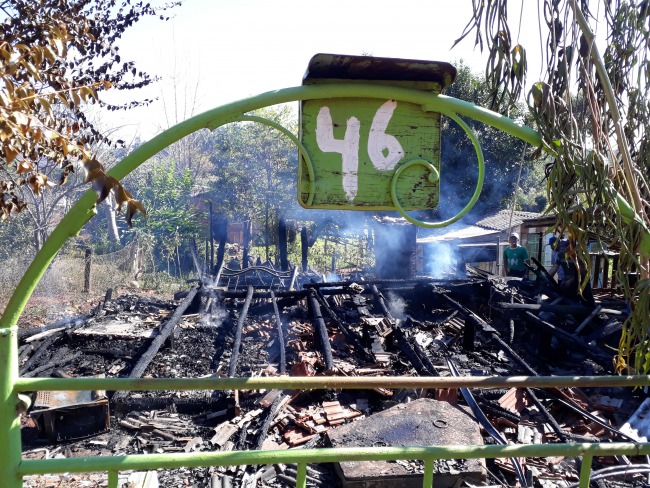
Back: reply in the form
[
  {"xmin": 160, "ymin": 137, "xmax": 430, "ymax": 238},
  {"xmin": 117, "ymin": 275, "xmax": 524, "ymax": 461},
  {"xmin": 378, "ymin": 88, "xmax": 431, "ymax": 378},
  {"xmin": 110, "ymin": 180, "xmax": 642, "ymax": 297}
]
[{"xmin": 559, "ymin": 251, "xmax": 596, "ymax": 306}]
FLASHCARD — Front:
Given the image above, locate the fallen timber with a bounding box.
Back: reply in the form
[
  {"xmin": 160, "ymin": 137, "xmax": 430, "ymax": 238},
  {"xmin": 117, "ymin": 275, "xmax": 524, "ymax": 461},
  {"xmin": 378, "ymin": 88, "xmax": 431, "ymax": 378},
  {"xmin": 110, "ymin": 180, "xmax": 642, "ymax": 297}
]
[{"xmin": 112, "ymin": 287, "xmax": 199, "ymax": 403}]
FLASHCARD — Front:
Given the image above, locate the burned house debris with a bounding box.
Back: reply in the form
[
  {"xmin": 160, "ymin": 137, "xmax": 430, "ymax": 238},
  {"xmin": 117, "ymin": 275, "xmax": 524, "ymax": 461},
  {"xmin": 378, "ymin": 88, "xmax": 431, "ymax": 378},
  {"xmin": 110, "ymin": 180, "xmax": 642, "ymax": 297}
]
[
  {"xmin": 5, "ymin": 50, "xmax": 647, "ymax": 486},
  {"xmin": 17, "ymin": 258, "xmax": 649, "ymax": 488}
]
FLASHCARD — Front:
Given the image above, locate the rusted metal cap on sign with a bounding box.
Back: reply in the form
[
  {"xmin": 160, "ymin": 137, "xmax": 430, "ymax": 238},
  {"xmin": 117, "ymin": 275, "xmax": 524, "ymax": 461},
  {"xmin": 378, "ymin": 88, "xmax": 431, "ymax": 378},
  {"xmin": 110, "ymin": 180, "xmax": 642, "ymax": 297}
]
[
  {"xmin": 303, "ymin": 53, "xmax": 457, "ymax": 87},
  {"xmin": 298, "ymin": 53, "xmax": 456, "ymax": 212}
]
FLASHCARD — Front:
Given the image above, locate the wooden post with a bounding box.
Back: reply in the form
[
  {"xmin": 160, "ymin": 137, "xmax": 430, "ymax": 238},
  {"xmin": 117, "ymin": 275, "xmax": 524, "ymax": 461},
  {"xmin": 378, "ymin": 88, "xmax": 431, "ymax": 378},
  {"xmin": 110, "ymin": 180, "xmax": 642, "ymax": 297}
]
[
  {"xmin": 462, "ymin": 317, "xmax": 475, "ymax": 351},
  {"xmin": 592, "ymin": 254, "xmax": 602, "ymax": 289},
  {"xmin": 278, "ymin": 218, "xmax": 288, "ymax": 271},
  {"xmin": 301, "ymin": 226, "xmax": 308, "ymax": 272},
  {"xmin": 215, "ymin": 217, "xmax": 227, "ymax": 274},
  {"xmin": 205, "ymin": 239, "xmax": 209, "ymax": 277},
  {"xmin": 209, "ymin": 201, "xmax": 214, "ymax": 271},
  {"xmin": 83, "ymin": 248, "xmax": 92, "ymax": 293},
  {"xmin": 496, "ymin": 236, "xmax": 501, "ymax": 275},
  {"xmin": 610, "ymin": 255, "xmax": 619, "ymax": 290},
  {"xmin": 242, "ymin": 220, "xmax": 250, "ymax": 269}
]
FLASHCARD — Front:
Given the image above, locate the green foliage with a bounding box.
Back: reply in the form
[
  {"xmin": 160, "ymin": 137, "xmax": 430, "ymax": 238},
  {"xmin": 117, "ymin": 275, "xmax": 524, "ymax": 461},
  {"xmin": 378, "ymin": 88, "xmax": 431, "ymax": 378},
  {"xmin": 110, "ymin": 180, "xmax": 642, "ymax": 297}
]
[
  {"xmin": 440, "ymin": 62, "xmax": 545, "ymax": 217},
  {"xmin": 0, "ymin": 0, "xmax": 177, "ymax": 222},
  {"xmin": 456, "ymin": 1, "xmax": 650, "ymax": 373},
  {"xmin": 208, "ymin": 105, "xmax": 299, "ymax": 256},
  {"xmin": 128, "ymin": 159, "xmax": 201, "ymax": 272}
]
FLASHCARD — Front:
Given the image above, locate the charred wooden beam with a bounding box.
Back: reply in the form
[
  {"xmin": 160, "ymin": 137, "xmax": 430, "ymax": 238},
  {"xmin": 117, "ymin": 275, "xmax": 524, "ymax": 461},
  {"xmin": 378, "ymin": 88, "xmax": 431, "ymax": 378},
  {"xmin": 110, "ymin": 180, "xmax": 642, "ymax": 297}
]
[
  {"xmin": 22, "ymin": 350, "xmax": 82, "ymax": 378},
  {"xmin": 301, "ymin": 226, "xmax": 308, "ymax": 272},
  {"xmin": 307, "ymin": 289, "xmax": 335, "ymax": 372},
  {"xmin": 221, "ymin": 288, "xmax": 365, "ymax": 299},
  {"xmin": 441, "ymin": 294, "xmax": 498, "ymax": 334},
  {"xmin": 522, "ymin": 311, "xmax": 612, "ymax": 366},
  {"xmin": 279, "ymin": 218, "xmax": 288, "ymax": 271},
  {"xmin": 314, "ymin": 290, "xmax": 374, "ymax": 364},
  {"xmin": 19, "ymin": 315, "xmax": 88, "ymax": 342},
  {"xmin": 254, "ymin": 392, "xmax": 286, "ymax": 450},
  {"xmin": 19, "ymin": 334, "xmax": 60, "ymax": 375},
  {"xmin": 228, "ymin": 286, "xmax": 255, "ymax": 377},
  {"xmin": 390, "ymin": 327, "xmax": 436, "ymax": 376},
  {"xmin": 462, "ymin": 317, "xmax": 476, "ymax": 351},
  {"xmin": 242, "ymin": 220, "xmax": 251, "ymax": 269},
  {"xmin": 116, "ymin": 396, "xmax": 230, "ymax": 415},
  {"xmin": 213, "ymin": 259, "xmax": 226, "ymax": 286},
  {"xmin": 574, "ymin": 305, "xmax": 603, "ymax": 335},
  {"xmin": 288, "ymin": 266, "xmax": 299, "ymax": 291},
  {"xmin": 497, "ymin": 302, "xmax": 621, "ymax": 316},
  {"xmin": 112, "ymin": 287, "xmax": 199, "ymax": 402},
  {"xmin": 370, "ymin": 284, "xmax": 393, "ymax": 319},
  {"xmin": 270, "ymin": 291, "xmax": 286, "ymax": 375},
  {"xmin": 303, "ymin": 278, "xmax": 470, "ymax": 289},
  {"xmin": 215, "ymin": 217, "xmax": 228, "ymax": 275}
]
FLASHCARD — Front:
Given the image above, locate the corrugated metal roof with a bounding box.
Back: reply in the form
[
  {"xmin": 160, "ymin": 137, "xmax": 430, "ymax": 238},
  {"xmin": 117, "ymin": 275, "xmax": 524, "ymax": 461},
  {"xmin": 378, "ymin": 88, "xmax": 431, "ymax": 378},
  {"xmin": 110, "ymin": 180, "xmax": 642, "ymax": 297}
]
[
  {"xmin": 417, "ymin": 225, "xmax": 497, "ymax": 243},
  {"xmin": 475, "ymin": 210, "xmax": 542, "ymax": 231},
  {"xmin": 620, "ymin": 398, "xmax": 650, "ymax": 441}
]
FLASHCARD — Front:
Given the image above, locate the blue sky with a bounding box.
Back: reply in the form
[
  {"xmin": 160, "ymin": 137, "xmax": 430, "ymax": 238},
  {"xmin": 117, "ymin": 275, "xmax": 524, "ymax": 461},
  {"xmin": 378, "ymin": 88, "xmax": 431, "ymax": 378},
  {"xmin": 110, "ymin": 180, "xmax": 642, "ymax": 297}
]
[{"xmin": 99, "ymin": 0, "xmax": 545, "ymax": 140}]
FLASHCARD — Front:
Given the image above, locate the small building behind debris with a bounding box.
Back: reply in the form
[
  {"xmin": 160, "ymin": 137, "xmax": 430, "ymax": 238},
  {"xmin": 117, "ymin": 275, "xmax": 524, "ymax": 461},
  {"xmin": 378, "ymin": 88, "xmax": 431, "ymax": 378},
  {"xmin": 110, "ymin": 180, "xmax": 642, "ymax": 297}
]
[{"xmin": 416, "ymin": 209, "xmax": 547, "ymax": 276}]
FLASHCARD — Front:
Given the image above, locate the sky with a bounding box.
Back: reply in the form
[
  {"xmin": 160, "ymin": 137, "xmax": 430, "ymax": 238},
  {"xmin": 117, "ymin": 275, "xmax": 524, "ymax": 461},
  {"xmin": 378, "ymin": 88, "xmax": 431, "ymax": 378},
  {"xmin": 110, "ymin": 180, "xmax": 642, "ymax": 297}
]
[{"xmin": 99, "ymin": 0, "xmax": 546, "ymax": 141}]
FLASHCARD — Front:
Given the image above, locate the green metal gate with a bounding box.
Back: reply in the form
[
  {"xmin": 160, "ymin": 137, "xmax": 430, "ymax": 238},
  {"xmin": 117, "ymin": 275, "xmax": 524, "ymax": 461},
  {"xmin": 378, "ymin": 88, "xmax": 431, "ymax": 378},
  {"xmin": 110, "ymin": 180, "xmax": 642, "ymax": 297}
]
[{"xmin": 3, "ymin": 60, "xmax": 650, "ymax": 487}]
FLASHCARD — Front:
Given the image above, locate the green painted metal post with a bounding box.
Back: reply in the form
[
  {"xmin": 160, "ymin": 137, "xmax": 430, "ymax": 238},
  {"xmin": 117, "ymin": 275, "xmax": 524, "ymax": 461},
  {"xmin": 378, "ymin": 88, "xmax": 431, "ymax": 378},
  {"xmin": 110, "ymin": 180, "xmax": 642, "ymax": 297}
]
[
  {"xmin": 579, "ymin": 455, "xmax": 593, "ymax": 488},
  {"xmin": 108, "ymin": 470, "xmax": 118, "ymax": 488},
  {"xmin": 296, "ymin": 463, "xmax": 307, "ymax": 488},
  {"xmin": 0, "ymin": 326, "xmax": 23, "ymax": 488},
  {"xmin": 0, "ymin": 81, "xmax": 649, "ymax": 487},
  {"xmin": 422, "ymin": 459, "xmax": 434, "ymax": 486}
]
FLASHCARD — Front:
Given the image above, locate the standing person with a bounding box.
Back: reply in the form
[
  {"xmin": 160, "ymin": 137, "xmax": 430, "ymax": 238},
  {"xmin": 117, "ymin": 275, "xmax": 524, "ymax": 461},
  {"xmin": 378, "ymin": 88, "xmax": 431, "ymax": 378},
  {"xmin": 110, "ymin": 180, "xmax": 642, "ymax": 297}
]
[
  {"xmin": 548, "ymin": 233, "xmax": 570, "ymax": 279},
  {"xmin": 503, "ymin": 232, "xmax": 530, "ymax": 278}
]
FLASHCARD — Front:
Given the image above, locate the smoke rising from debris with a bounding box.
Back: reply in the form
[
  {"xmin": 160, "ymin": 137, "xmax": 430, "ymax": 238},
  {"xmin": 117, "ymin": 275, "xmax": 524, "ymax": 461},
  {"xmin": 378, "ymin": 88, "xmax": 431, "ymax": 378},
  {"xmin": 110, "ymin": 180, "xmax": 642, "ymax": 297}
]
[{"xmin": 386, "ymin": 291, "xmax": 407, "ymax": 320}]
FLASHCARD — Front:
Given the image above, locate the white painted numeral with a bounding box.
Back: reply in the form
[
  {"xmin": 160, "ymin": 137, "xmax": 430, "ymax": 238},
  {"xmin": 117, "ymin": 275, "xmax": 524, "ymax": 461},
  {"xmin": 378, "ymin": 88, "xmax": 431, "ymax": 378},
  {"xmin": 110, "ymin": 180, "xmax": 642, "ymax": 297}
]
[
  {"xmin": 316, "ymin": 106, "xmax": 360, "ymax": 201},
  {"xmin": 315, "ymin": 101, "xmax": 404, "ymax": 201},
  {"xmin": 368, "ymin": 100, "xmax": 404, "ymax": 171}
]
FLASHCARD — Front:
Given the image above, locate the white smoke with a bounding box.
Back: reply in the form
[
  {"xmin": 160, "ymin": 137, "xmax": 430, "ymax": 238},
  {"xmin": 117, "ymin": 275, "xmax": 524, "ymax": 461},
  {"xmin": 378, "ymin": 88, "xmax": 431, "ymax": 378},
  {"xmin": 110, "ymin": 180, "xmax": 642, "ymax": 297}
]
[{"xmin": 387, "ymin": 291, "xmax": 407, "ymax": 320}]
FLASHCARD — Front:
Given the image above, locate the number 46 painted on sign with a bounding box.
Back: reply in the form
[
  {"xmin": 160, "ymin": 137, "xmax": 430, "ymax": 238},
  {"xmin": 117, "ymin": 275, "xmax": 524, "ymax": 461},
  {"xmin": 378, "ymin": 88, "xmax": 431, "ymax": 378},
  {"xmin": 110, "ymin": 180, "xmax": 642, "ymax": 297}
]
[{"xmin": 316, "ymin": 100, "xmax": 404, "ymax": 202}]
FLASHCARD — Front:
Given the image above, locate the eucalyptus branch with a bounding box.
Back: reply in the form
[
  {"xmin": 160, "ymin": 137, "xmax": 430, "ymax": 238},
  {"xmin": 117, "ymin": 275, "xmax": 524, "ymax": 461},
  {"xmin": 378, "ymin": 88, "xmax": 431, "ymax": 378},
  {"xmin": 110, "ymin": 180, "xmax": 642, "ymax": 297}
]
[{"xmin": 569, "ymin": 0, "xmax": 646, "ymax": 224}]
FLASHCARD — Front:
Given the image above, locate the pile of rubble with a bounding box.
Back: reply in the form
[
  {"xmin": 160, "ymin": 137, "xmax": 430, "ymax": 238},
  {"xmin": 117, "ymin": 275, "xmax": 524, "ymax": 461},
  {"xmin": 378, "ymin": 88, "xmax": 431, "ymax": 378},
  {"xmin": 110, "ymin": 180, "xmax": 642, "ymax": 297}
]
[{"xmin": 17, "ymin": 268, "xmax": 650, "ymax": 487}]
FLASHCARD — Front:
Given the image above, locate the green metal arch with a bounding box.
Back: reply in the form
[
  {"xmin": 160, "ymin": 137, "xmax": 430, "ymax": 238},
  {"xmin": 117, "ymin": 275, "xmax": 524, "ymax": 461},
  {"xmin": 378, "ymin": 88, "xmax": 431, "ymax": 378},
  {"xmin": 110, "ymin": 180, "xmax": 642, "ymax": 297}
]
[
  {"xmin": 232, "ymin": 114, "xmax": 316, "ymax": 207},
  {"xmin": 390, "ymin": 112, "xmax": 485, "ymax": 228}
]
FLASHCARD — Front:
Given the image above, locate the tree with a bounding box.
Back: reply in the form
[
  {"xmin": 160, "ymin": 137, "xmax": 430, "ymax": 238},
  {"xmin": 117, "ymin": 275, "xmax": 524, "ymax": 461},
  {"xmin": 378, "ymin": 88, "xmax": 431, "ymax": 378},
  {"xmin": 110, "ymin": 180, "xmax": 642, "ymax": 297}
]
[
  {"xmin": 0, "ymin": 0, "xmax": 178, "ymax": 225},
  {"xmin": 208, "ymin": 105, "xmax": 299, "ymax": 262},
  {"xmin": 127, "ymin": 159, "xmax": 200, "ymax": 277},
  {"xmin": 456, "ymin": 0, "xmax": 650, "ymax": 373},
  {"xmin": 440, "ymin": 61, "xmax": 544, "ymax": 219}
]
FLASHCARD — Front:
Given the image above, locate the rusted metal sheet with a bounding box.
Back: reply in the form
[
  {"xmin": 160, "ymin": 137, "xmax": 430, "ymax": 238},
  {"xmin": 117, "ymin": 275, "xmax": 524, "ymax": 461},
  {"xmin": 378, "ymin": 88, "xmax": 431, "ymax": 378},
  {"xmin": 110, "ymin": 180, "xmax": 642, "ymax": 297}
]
[{"xmin": 31, "ymin": 390, "xmax": 110, "ymax": 441}]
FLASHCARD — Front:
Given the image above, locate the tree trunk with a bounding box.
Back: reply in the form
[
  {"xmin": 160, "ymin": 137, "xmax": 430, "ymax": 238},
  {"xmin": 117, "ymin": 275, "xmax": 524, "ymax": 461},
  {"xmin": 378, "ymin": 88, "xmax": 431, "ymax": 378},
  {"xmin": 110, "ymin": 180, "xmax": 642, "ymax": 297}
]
[{"xmin": 104, "ymin": 195, "xmax": 120, "ymax": 243}]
